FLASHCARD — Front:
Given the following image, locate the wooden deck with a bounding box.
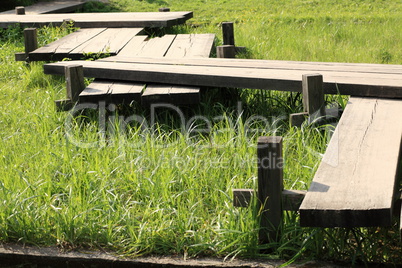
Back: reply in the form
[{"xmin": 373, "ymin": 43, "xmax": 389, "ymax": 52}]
[
  {"xmin": 0, "ymin": 1, "xmax": 84, "ymax": 15},
  {"xmin": 299, "ymin": 97, "xmax": 402, "ymax": 227},
  {"xmin": 44, "ymin": 57, "xmax": 402, "ymax": 98},
  {"xmin": 0, "ymin": 11, "xmax": 193, "ymax": 28},
  {"xmin": 79, "ymin": 34, "xmax": 215, "ymax": 105},
  {"xmin": 20, "ymin": 28, "xmax": 145, "ymax": 61}
]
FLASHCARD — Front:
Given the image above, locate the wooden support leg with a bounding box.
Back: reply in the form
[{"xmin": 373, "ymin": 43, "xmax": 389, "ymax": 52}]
[
  {"xmin": 222, "ymin": 22, "xmax": 235, "ymax": 46},
  {"xmin": 257, "ymin": 136, "xmax": 283, "ymax": 244},
  {"xmin": 24, "ymin": 28, "xmax": 37, "ymax": 61},
  {"xmin": 65, "ymin": 65, "xmax": 85, "ymax": 102},
  {"xmin": 15, "ymin": 6, "xmax": 25, "ymax": 15},
  {"xmin": 302, "ymin": 73, "xmax": 325, "ymax": 121},
  {"xmin": 216, "ymin": 45, "xmax": 236, "ymax": 58},
  {"xmin": 290, "ymin": 74, "xmax": 325, "ymax": 126}
]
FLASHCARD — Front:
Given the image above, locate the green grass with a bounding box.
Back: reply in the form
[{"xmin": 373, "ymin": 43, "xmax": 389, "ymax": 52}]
[{"xmin": 0, "ymin": 0, "xmax": 401, "ymax": 265}]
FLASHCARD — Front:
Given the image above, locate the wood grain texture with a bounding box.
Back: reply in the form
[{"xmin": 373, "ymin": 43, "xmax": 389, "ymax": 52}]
[
  {"xmin": 0, "ymin": 12, "xmax": 193, "ymax": 28},
  {"xmin": 164, "ymin": 34, "xmax": 215, "ymax": 58},
  {"xmin": 79, "ymin": 80, "xmax": 143, "ymax": 104},
  {"xmin": 299, "ymin": 97, "xmax": 402, "ymax": 227},
  {"xmin": 44, "ymin": 59, "xmax": 402, "ymax": 98},
  {"xmin": 142, "ymin": 84, "xmax": 200, "ymax": 105},
  {"xmin": 28, "ymin": 28, "xmax": 107, "ymax": 61},
  {"xmin": 1, "ymin": 1, "xmax": 84, "ymax": 15}
]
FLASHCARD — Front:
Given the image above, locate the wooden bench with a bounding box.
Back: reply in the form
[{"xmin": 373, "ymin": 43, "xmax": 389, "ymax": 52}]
[{"xmin": 299, "ymin": 97, "xmax": 402, "ymax": 227}]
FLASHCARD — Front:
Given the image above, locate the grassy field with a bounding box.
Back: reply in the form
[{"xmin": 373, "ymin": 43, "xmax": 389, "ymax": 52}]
[{"xmin": 0, "ymin": 0, "xmax": 401, "ymax": 265}]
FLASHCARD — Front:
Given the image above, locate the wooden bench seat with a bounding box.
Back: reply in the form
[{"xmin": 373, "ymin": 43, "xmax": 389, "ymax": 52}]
[{"xmin": 299, "ymin": 97, "xmax": 402, "ymax": 227}]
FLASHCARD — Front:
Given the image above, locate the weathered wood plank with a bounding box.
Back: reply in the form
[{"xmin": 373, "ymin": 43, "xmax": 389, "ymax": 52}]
[
  {"xmin": 164, "ymin": 34, "xmax": 215, "ymax": 58},
  {"xmin": 43, "ymin": 59, "xmax": 402, "ymax": 98},
  {"xmin": 299, "ymin": 97, "xmax": 402, "ymax": 227},
  {"xmin": 142, "ymin": 84, "xmax": 200, "ymax": 105},
  {"xmin": 79, "ymin": 80, "xmax": 143, "ymax": 104},
  {"xmin": 1, "ymin": 1, "xmax": 84, "ymax": 15},
  {"xmin": 69, "ymin": 28, "xmax": 144, "ymax": 58},
  {"xmin": 28, "ymin": 28, "xmax": 107, "ymax": 61},
  {"xmin": 0, "ymin": 12, "xmax": 193, "ymax": 28},
  {"xmin": 102, "ymin": 56, "xmax": 402, "ymax": 75},
  {"xmin": 122, "ymin": 35, "xmax": 176, "ymax": 57}
]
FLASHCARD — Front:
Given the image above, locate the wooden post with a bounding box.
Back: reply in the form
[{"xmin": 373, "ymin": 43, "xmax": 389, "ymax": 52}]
[
  {"xmin": 222, "ymin": 22, "xmax": 235, "ymax": 46},
  {"xmin": 257, "ymin": 136, "xmax": 283, "ymax": 244},
  {"xmin": 24, "ymin": 28, "xmax": 38, "ymax": 60},
  {"xmin": 65, "ymin": 65, "xmax": 85, "ymax": 102},
  {"xmin": 15, "ymin": 6, "xmax": 25, "ymax": 15},
  {"xmin": 216, "ymin": 45, "xmax": 236, "ymax": 58},
  {"xmin": 302, "ymin": 74, "xmax": 325, "ymax": 121},
  {"xmin": 159, "ymin": 7, "xmax": 170, "ymax": 12}
]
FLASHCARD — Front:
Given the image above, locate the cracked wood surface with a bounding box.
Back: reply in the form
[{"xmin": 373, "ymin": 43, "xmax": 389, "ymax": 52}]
[{"xmin": 299, "ymin": 97, "xmax": 402, "ymax": 227}]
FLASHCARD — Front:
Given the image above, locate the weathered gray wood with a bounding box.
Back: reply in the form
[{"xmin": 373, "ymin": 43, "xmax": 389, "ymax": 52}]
[
  {"xmin": 65, "ymin": 65, "xmax": 85, "ymax": 102},
  {"xmin": 15, "ymin": 6, "xmax": 25, "ymax": 15},
  {"xmin": 79, "ymin": 80, "xmax": 143, "ymax": 104},
  {"xmin": 116, "ymin": 35, "xmax": 149, "ymax": 57},
  {"xmin": 216, "ymin": 45, "xmax": 236, "ymax": 58},
  {"xmin": 290, "ymin": 112, "xmax": 308, "ymax": 127},
  {"xmin": 142, "ymin": 84, "xmax": 200, "ymax": 105},
  {"xmin": 28, "ymin": 28, "xmax": 107, "ymax": 61},
  {"xmin": 122, "ymin": 35, "xmax": 176, "ymax": 58},
  {"xmin": 164, "ymin": 34, "xmax": 215, "ymax": 58},
  {"xmin": 257, "ymin": 136, "xmax": 283, "ymax": 243},
  {"xmin": 69, "ymin": 28, "xmax": 144, "ymax": 58},
  {"xmin": 44, "ymin": 59, "xmax": 402, "ymax": 98},
  {"xmin": 222, "ymin": 22, "xmax": 235, "ymax": 46},
  {"xmin": 24, "ymin": 28, "xmax": 37, "ymax": 59},
  {"xmin": 299, "ymin": 97, "xmax": 402, "ymax": 227},
  {"xmin": 0, "ymin": 12, "xmax": 193, "ymax": 28},
  {"xmin": 1, "ymin": 1, "xmax": 84, "ymax": 15},
  {"xmin": 101, "ymin": 56, "xmax": 402, "ymax": 75},
  {"xmin": 233, "ymin": 189, "xmax": 306, "ymax": 211},
  {"xmin": 302, "ymin": 74, "xmax": 325, "ymax": 119}
]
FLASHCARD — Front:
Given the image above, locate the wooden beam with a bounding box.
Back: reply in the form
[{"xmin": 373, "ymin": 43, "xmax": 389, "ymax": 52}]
[
  {"xmin": 302, "ymin": 74, "xmax": 325, "ymax": 120},
  {"xmin": 299, "ymin": 97, "xmax": 402, "ymax": 227},
  {"xmin": 65, "ymin": 65, "xmax": 85, "ymax": 102},
  {"xmin": 222, "ymin": 22, "xmax": 235, "ymax": 46},
  {"xmin": 24, "ymin": 28, "xmax": 37, "ymax": 60},
  {"xmin": 233, "ymin": 189, "xmax": 306, "ymax": 211},
  {"xmin": 216, "ymin": 45, "xmax": 236, "ymax": 58},
  {"xmin": 257, "ymin": 136, "xmax": 283, "ymax": 243},
  {"xmin": 289, "ymin": 112, "xmax": 308, "ymax": 127},
  {"xmin": 15, "ymin": 6, "xmax": 25, "ymax": 15},
  {"xmin": 44, "ymin": 59, "xmax": 402, "ymax": 98}
]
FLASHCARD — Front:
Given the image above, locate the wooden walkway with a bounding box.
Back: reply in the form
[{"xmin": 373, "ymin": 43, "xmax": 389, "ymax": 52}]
[
  {"xmin": 0, "ymin": 1, "xmax": 84, "ymax": 15},
  {"xmin": 44, "ymin": 57, "xmax": 402, "ymax": 98},
  {"xmin": 299, "ymin": 97, "xmax": 402, "ymax": 227},
  {"xmin": 76, "ymin": 34, "xmax": 215, "ymax": 105},
  {"xmin": 0, "ymin": 11, "xmax": 193, "ymax": 28},
  {"xmin": 18, "ymin": 28, "xmax": 145, "ymax": 61}
]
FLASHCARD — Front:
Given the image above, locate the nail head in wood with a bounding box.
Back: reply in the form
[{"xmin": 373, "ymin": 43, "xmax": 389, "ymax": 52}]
[
  {"xmin": 15, "ymin": 6, "xmax": 25, "ymax": 15},
  {"xmin": 159, "ymin": 7, "xmax": 170, "ymax": 12},
  {"xmin": 257, "ymin": 136, "xmax": 283, "ymax": 243},
  {"xmin": 222, "ymin": 22, "xmax": 235, "ymax": 46},
  {"xmin": 302, "ymin": 74, "xmax": 325, "ymax": 120},
  {"xmin": 216, "ymin": 45, "xmax": 236, "ymax": 58},
  {"xmin": 65, "ymin": 65, "xmax": 85, "ymax": 102}
]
